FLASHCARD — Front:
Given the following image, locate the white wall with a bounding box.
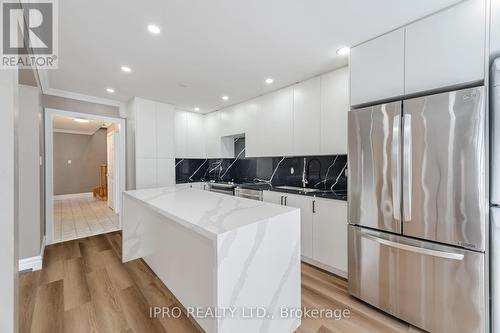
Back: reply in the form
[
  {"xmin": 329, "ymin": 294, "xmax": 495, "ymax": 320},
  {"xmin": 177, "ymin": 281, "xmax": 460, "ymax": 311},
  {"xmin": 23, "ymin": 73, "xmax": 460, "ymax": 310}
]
[
  {"xmin": 18, "ymin": 85, "xmax": 43, "ymax": 259},
  {"xmin": 0, "ymin": 69, "xmax": 19, "ymax": 333}
]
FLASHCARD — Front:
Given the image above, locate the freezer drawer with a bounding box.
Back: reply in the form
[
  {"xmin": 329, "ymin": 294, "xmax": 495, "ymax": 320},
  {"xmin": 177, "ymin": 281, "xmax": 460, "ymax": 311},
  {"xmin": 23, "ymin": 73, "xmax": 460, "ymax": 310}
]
[{"xmin": 348, "ymin": 225, "xmax": 486, "ymax": 333}]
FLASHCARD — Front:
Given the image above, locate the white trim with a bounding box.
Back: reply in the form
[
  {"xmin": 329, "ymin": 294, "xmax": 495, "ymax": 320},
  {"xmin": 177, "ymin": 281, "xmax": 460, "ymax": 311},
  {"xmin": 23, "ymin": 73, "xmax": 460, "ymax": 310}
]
[
  {"xmin": 301, "ymin": 256, "xmax": 347, "ymax": 279},
  {"xmin": 45, "ymin": 88, "xmax": 123, "ymax": 108},
  {"xmin": 53, "ymin": 129, "xmax": 98, "ymax": 136},
  {"xmin": 45, "ymin": 108, "xmax": 126, "ymax": 244},
  {"xmin": 35, "ymin": 68, "xmax": 50, "ymax": 93},
  {"xmin": 54, "ymin": 192, "xmax": 93, "ymax": 200},
  {"xmin": 18, "ymin": 236, "xmax": 45, "ymax": 272}
]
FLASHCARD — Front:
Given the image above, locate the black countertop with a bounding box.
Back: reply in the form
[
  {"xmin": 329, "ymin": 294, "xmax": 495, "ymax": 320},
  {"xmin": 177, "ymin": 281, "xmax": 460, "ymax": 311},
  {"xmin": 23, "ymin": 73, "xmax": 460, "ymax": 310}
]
[
  {"xmin": 237, "ymin": 183, "xmax": 347, "ymax": 201},
  {"xmin": 175, "ymin": 179, "xmax": 347, "ymax": 201}
]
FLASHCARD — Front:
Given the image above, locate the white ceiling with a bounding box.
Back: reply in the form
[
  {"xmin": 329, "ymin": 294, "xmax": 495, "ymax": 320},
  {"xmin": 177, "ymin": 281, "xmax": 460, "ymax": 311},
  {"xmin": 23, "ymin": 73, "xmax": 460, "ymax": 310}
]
[
  {"xmin": 47, "ymin": 0, "xmax": 461, "ymax": 113},
  {"xmin": 53, "ymin": 115, "xmax": 107, "ymax": 135}
]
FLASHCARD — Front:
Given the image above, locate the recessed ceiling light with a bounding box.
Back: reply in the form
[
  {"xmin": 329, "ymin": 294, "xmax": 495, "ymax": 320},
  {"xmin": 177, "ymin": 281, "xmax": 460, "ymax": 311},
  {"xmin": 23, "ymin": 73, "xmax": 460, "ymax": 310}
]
[
  {"xmin": 106, "ymin": 88, "xmax": 115, "ymax": 93},
  {"xmin": 222, "ymin": 96, "xmax": 229, "ymax": 101},
  {"xmin": 336, "ymin": 47, "xmax": 350, "ymax": 56},
  {"xmin": 194, "ymin": 107, "xmax": 200, "ymax": 112},
  {"xmin": 121, "ymin": 66, "xmax": 132, "ymax": 73},
  {"xmin": 265, "ymin": 78, "xmax": 274, "ymax": 84},
  {"xmin": 147, "ymin": 24, "xmax": 161, "ymax": 34},
  {"xmin": 74, "ymin": 118, "xmax": 89, "ymax": 123}
]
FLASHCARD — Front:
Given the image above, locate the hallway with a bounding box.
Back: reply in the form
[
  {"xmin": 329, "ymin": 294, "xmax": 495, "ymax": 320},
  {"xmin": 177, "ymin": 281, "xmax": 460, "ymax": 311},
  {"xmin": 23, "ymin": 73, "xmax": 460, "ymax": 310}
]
[{"xmin": 53, "ymin": 197, "xmax": 119, "ymax": 242}]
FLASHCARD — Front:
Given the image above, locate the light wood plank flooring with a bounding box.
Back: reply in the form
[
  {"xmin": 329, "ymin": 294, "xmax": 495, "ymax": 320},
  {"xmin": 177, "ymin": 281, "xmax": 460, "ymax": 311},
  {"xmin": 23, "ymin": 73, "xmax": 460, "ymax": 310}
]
[
  {"xmin": 53, "ymin": 197, "xmax": 119, "ymax": 243},
  {"xmin": 20, "ymin": 232, "xmax": 423, "ymax": 333}
]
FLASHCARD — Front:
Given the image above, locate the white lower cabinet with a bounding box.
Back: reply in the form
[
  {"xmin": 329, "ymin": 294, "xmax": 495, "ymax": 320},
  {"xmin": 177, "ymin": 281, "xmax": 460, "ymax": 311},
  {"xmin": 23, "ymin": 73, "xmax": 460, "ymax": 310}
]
[
  {"xmin": 189, "ymin": 182, "xmax": 207, "ymax": 190},
  {"xmin": 263, "ymin": 191, "xmax": 347, "ymax": 276},
  {"xmin": 285, "ymin": 194, "xmax": 314, "ymax": 259},
  {"xmin": 311, "ymin": 198, "xmax": 347, "ymax": 274},
  {"xmin": 262, "ymin": 190, "xmax": 283, "ymax": 205}
]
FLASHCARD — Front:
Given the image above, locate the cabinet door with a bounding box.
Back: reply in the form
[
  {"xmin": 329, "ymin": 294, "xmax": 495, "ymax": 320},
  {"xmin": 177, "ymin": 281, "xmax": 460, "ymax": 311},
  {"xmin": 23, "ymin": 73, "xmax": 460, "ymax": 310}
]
[
  {"xmin": 350, "ymin": 28, "xmax": 405, "ymax": 106},
  {"xmin": 186, "ymin": 112, "xmax": 205, "ymax": 158},
  {"xmin": 285, "ymin": 194, "xmax": 314, "ymax": 259},
  {"xmin": 204, "ymin": 111, "xmax": 221, "ymax": 158},
  {"xmin": 156, "ymin": 102, "xmax": 175, "ymax": 159},
  {"xmin": 405, "ymin": 0, "xmax": 485, "ymax": 94},
  {"xmin": 262, "ymin": 190, "xmax": 283, "ymax": 205},
  {"xmin": 135, "ymin": 98, "xmax": 157, "ymax": 158},
  {"xmin": 156, "ymin": 158, "xmax": 175, "ymax": 187},
  {"xmin": 136, "ymin": 158, "xmax": 157, "ymax": 189},
  {"xmin": 293, "ymin": 77, "xmax": 321, "ymax": 155},
  {"xmin": 174, "ymin": 110, "xmax": 187, "ymax": 158},
  {"xmin": 320, "ymin": 67, "xmax": 348, "ymax": 154},
  {"xmin": 219, "ymin": 103, "xmax": 249, "ymax": 137},
  {"xmin": 313, "ymin": 198, "xmax": 347, "ymax": 274},
  {"xmin": 247, "ymin": 87, "xmax": 293, "ymax": 157},
  {"xmin": 242, "ymin": 100, "xmax": 261, "ymax": 157}
]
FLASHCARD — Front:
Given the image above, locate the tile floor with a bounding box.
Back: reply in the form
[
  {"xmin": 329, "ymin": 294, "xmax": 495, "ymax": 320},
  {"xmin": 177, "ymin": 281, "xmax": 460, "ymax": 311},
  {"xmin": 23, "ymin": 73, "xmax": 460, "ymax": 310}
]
[{"xmin": 53, "ymin": 197, "xmax": 120, "ymax": 243}]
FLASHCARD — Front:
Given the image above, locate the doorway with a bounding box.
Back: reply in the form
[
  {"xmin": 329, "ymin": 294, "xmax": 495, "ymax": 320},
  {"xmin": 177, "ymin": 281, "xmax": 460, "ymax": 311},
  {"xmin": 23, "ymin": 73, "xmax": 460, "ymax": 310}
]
[{"xmin": 45, "ymin": 108, "xmax": 125, "ymax": 244}]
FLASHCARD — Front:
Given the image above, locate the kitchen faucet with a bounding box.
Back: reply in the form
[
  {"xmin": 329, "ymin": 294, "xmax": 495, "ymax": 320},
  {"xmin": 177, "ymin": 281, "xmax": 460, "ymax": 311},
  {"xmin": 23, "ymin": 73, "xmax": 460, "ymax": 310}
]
[{"xmin": 302, "ymin": 158, "xmax": 308, "ymax": 187}]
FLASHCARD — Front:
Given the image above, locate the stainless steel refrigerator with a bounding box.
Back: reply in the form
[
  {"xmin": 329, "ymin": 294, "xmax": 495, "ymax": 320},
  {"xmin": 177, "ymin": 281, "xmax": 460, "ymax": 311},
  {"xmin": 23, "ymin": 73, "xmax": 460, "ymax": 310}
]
[
  {"xmin": 491, "ymin": 57, "xmax": 500, "ymax": 333},
  {"xmin": 348, "ymin": 86, "xmax": 488, "ymax": 333}
]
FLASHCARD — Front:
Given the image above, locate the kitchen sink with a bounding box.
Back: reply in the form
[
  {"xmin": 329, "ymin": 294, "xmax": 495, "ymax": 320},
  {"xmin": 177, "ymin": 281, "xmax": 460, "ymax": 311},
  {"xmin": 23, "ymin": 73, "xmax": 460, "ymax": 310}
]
[{"xmin": 274, "ymin": 186, "xmax": 321, "ymax": 193}]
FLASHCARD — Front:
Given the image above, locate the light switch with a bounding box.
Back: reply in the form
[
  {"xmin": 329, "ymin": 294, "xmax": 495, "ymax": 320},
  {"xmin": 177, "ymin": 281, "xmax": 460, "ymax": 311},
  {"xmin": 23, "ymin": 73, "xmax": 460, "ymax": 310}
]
[{"xmin": 67, "ymin": 160, "xmax": 72, "ymax": 164}]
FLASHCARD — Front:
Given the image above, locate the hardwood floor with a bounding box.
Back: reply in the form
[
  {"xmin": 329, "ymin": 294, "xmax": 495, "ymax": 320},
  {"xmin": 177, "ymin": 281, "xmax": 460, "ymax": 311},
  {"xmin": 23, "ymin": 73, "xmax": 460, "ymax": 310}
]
[{"xmin": 19, "ymin": 232, "xmax": 423, "ymax": 333}]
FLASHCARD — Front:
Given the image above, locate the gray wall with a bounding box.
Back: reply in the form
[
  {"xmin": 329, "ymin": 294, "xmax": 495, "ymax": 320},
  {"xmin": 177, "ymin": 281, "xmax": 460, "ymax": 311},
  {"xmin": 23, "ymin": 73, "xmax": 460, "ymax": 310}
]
[
  {"xmin": 43, "ymin": 94, "xmax": 120, "ymax": 118},
  {"xmin": 54, "ymin": 129, "xmax": 107, "ymax": 195},
  {"xmin": 18, "ymin": 85, "xmax": 44, "ymax": 260},
  {"xmin": 0, "ymin": 64, "xmax": 19, "ymax": 333},
  {"xmin": 18, "ymin": 66, "xmax": 46, "ymax": 261}
]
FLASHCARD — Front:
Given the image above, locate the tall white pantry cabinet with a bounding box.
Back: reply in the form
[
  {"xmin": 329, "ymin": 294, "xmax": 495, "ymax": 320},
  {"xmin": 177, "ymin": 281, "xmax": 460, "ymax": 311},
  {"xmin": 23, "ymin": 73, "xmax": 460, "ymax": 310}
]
[{"xmin": 126, "ymin": 97, "xmax": 176, "ymax": 189}]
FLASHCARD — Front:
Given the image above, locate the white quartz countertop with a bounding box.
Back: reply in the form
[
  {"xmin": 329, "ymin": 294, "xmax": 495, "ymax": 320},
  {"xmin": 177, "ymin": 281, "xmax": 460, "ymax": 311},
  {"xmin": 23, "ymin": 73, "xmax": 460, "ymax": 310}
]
[{"xmin": 123, "ymin": 186, "xmax": 297, "ymax": 239}]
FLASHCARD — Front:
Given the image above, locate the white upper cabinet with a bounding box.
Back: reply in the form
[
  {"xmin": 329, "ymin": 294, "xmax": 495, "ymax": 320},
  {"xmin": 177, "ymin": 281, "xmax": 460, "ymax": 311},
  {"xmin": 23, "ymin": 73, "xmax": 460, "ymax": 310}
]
[
  {"xmin": 175, "ymin": 110, "xmax": 206, "ymax": 158},
  {"xmin": 219, "ymin": 103, "xmax": 248, "ymax": 137},
  {"xmin": 204, "ymin": 111, "xmax": 221, "ymax": 158},
  {"xmin": 156, "ymin": 102, "xmax": 175, "ymax": 159},
  {"xmin": 135, "ymin": 98, "xmax": 157, "ymax": 158},
  {"xmin": 246, "ymin": 87, "xmax": 294, "ymax": 157},
  {"xmin": 350, "ymin": 28, "xmax": 405, "ymax": 106},
  {"xmin": 293, "ymin": 76, "xmax": 322, "ymax": 156},
  {"xmin": 320, "ymin": 67, "xmax": 348, "ymax": 154},
  {"xmin": 404, "ymin": 0, "xmax": 486, "ymax": 94},
  {"xmin": 350, "ymin": 0, "xmax": 486, "ymax": 105},
  {"xmin": 174, "ymin": 110, "xmax": 188, "ymax": 158},
  {"xmin": 186, "ymin": 111, "xmax": 205, "ymax": 158}
]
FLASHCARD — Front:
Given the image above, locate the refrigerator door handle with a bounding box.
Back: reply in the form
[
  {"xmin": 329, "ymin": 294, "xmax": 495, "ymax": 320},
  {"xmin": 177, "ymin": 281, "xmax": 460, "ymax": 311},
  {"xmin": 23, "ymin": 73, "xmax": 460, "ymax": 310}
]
[
  {"xmin": 361, "ymin": 232, "xmax": 464, "ymax": 261},
  {"xmin": 392, "ymin": 115, "xmax": 401, "ymax": 221},
  {"xmin": 403, "ymin": 114, "xmax": 412, "ymax": 222}
]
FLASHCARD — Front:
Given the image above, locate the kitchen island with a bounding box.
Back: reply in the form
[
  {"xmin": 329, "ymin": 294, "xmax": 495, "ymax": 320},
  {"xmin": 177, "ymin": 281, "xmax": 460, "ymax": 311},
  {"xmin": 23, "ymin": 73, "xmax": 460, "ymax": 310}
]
[{"xmin": 122, "ymin": 186, "xmax": 301, "ymax": 333}]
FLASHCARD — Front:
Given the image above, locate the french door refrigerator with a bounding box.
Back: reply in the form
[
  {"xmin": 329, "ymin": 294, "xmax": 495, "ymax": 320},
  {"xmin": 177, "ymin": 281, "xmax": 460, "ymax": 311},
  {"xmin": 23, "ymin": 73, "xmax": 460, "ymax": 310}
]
[
  {"xmin": 491, "ymin": 57, "xmax": 500, "ymax": 333},
  {"xmin": 348, "ymin": 86, "xmax": 487, "ymax": 333}
]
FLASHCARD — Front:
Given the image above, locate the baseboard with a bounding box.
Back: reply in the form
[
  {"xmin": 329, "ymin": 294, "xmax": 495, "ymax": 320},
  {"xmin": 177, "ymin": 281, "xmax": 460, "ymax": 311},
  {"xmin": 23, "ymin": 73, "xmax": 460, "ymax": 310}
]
[
  {"xmin": 18, "ymin": 236, "xmax": 46, "ymax": 272},
  {"xmin": 301, "ymin": 256, "xmax": 347, "ymax": 279},
  {"xmin": 54, "ymin": 192, "xmax": 93, "ymax": 200}
]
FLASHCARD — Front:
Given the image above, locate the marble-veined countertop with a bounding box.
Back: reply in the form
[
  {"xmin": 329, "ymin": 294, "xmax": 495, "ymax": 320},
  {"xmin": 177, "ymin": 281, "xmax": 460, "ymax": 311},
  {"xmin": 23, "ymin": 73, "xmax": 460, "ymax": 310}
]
[{"xmin": 123, "ymin": 186, "xmax": 298, "ymax": 239}]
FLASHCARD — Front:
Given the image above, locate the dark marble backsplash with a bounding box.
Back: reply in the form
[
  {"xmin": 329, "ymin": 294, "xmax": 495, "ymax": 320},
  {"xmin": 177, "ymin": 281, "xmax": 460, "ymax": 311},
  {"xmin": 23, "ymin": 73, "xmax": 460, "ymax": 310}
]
[{"xmin": 175, "ymin": 155, "xmax": 347, "ymax": 191}]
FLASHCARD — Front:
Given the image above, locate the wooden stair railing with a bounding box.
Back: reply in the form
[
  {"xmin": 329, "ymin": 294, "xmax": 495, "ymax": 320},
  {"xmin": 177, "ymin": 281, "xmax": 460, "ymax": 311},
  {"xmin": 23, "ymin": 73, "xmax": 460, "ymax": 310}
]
[{"xmin": 93, "ymin": 164, "xmax": 107, "ymax": 201}]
